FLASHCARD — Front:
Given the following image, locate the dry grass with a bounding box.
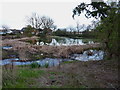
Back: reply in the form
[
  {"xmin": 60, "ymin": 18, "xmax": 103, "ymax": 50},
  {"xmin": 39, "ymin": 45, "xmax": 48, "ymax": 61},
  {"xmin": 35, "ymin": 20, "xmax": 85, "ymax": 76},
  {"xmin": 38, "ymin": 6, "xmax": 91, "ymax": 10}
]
[
  {"xmin": 38, "ymin": 59, "xmax": 118, "ymax": 88},
  {"xmin": 2, "ymin": 36, "xmax": 101, "ymax": 59},
  {"xmin": 2, "ymin": 64, "xmax": 18, "ymax": 87}
]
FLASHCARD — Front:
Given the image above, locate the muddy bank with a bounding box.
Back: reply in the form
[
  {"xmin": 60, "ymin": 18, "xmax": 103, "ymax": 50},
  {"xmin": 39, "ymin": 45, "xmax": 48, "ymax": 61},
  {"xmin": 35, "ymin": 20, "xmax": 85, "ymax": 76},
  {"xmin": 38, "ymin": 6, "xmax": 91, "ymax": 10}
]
[
  {"xmin": 1, "ymin": 49, "xmax": 104, "ymax": 66},
  {"xmin": 39, "ymin": 44, "xmax": 101, "ymax": 58},
  {"xmin": 2, "ymin": 36, "xmax": 101, "ymax": 60}
]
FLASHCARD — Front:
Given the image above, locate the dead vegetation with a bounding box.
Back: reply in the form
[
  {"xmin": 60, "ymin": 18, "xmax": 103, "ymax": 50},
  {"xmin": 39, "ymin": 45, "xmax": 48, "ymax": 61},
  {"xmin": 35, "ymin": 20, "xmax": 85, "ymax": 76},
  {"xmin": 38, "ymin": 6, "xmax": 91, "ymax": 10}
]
[
  {"xmin": 2, "ymin": 36, "xmax": 101, "ymax": 60},
  {"xmin": 37, "ymin": 59, "xmax": 118, "ymax": 88}
]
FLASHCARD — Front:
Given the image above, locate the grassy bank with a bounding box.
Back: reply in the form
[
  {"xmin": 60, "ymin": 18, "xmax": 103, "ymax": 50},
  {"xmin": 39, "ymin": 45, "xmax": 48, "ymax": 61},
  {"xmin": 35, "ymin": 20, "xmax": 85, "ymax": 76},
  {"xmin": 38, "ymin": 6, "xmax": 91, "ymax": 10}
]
[{"xmin": 2, "ymin": 59, "xmax": 118, "ymax": 88}]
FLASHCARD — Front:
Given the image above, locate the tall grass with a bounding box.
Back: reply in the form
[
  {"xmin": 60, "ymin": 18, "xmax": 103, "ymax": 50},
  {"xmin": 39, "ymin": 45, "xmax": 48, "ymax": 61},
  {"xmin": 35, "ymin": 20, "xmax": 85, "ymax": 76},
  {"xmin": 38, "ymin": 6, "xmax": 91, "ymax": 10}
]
[
  {"xmin": 2, "ymin": 64, "xmax": 17, "ymax": 87},
  {"xmin": 2, "ymin": 65, "xmax": 45, "ymax": 88}
]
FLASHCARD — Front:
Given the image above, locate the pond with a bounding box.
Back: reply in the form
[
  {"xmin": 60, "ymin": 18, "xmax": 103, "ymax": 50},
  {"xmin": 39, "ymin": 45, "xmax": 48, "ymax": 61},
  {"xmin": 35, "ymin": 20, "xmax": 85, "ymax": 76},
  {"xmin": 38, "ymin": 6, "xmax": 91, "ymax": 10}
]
[
  {"xmin": 2, "ymin": 46, "xmax": 13, "ymax": 50},
  {"xmin": 0, "ymin": 58, "xmax": 19, "ymax": 65},
  {"xmin": 0, "ymin": 49, "xmax": 104, "ymax": 66},
  {"xmin": 0, "ymin": 32, "xmax": 6, "ymax": 35},
  {"xmin": 33, "ymin": 36, "xmax": 98, "ymax": 46},
  {"xmin": 48, "ymin": 38, "xmax": 94, "ymax": 46}
]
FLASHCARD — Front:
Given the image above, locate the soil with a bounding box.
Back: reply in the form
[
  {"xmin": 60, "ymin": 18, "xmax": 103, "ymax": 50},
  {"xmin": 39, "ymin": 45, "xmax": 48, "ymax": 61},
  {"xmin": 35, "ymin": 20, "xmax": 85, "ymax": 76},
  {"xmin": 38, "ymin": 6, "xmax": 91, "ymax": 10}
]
[{"xmin": 2, "ymin": 36, "xmax": 101, "ymax": 60}]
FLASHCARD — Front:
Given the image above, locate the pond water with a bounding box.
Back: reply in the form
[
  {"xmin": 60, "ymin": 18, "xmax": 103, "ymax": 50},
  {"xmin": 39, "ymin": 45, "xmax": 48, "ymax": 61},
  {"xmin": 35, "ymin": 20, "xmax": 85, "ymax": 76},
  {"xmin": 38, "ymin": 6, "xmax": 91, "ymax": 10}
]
[
  {"xmin": 0, "ymin": 58, "xmax": 19, "ymax": 65},
  {"xmin": 2, "ymin": 46, "xmax": 13, "ymax": 50},
  {"xmin": 0, "ymin": 58, "xmax": 69, "ymax": 66},
  {"xmin": 70, "ymin": 50, "xmax": 104, "ymax": 61},
  {"xmin": 36, "ymin": 37, "xmax": 97, "ymax": 46},
  {"xmin": 0, "ymin": 50, "xmax": 104, "ymax": 66},
  {"xmin": 0, "ymin": 32, "xmax": 6, "ymax": 35}
]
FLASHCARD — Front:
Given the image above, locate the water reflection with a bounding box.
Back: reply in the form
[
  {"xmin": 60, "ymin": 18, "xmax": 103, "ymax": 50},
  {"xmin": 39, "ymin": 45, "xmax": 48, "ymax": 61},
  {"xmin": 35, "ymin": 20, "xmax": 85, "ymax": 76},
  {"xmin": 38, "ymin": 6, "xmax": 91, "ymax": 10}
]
[{"xmin": 36, "ymin": 37, "xmax": 96, "ymax": 46}]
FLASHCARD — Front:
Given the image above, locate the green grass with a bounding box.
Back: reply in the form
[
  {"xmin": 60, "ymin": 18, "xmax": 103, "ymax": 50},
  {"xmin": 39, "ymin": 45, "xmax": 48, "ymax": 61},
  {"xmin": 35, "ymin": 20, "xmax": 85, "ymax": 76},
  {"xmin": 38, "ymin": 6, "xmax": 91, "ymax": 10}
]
[
  {"xmin": 49, "ymin": 76, "xmax": 55, "ymax": 79},
  {"xmin": 46, "ymin": 85, "xmax": 60, "ymax": 88},
  {"xmin": 18, "ymin": 64, "xmax": 30, "ymax": 67},
  {"xmin": 45, "ymin": 84, "xmax": 86, "ymax": 88},
  {"xmin": 49, "ymin": 71, "xmax": 64, "ymax": 76},
  {"xmin": 62, "ymin": 60, "xmax": 78, "ymax": 64},
  {"xmin": 60, "ymin": 85, "xmax": 87, "ymax": 88},
  {"xmin": 18, "ymin": 68, "xmax": 45, "ymax": 78},
  {"xmin": 3, "ymin": 68, "xmax": 45, "ymax": 88}
]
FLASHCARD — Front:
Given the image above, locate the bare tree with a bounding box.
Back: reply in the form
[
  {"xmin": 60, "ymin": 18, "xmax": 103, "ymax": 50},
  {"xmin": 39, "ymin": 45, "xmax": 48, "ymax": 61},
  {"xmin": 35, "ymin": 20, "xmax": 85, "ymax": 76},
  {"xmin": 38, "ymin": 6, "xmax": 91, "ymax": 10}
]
[
  {"xmin": 86, "ymin": 25, "xmax": 91, "ymax": 31},
  {"xmin": 68, "ymin": 26, "xmax": 74, "ymax": 33},
  {"xmin": 2, "ymin": 25, "xmax": 9, "ymax": 33},
  {"xmin": 76, "ymin": 22, "xmax": 80, "ymax": 33},
  {"xmin": 26, "ymin": 13, "xmax": 54, "ymax": 29},
  {"xmin": 41, "ymin": 16, "xmax": 54, "ymax": 29},
  {"xmin": 81, "ymin": 24, "xmax": 86, "ymax": 31},
  {"xmin": 2, "ymin": 25, "xmax": 9, "ymax": 30},
  {"xmin": 91, "ymin": 20, "xmax": 99, "ymax": 29},
  {"xmin": 76, "ymin": 22, "xmax": 85, "ymax": 34},
  {"xmin": 27, "ymin": 13, "xmax": 42, "ymax": 29},
  {"xmin": 51, "ymin": 25, "xmax": 57, "ymax": 31}
]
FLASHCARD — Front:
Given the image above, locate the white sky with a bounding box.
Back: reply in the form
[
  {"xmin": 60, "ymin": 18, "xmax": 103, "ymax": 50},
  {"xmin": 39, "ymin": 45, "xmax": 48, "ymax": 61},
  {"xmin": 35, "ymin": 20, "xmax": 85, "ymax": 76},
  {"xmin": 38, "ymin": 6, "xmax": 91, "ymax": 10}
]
[{"xmin": 0, "ymin": 0, "xmax": 95, "ymax": 29}]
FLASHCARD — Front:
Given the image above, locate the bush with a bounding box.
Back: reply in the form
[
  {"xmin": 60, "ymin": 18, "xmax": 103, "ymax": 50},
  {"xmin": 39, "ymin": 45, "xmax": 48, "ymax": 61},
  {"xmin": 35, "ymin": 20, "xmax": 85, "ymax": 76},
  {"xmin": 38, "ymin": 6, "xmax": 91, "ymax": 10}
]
[
  {"xmin": 30, "ymin": 62, "xmax": 40, "ymax": 68},
  {"xmin": 44, "ymin": 63, "xmax": 49, "ymax": 68}
]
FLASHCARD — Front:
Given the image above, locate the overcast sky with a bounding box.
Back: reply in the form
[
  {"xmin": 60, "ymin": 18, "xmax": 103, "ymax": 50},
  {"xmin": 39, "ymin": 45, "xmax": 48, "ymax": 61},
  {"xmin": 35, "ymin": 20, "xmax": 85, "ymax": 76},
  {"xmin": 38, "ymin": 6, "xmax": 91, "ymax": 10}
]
[{"xmin": 0, "ymin": 0, "xmax": 95, "ymax": 29}]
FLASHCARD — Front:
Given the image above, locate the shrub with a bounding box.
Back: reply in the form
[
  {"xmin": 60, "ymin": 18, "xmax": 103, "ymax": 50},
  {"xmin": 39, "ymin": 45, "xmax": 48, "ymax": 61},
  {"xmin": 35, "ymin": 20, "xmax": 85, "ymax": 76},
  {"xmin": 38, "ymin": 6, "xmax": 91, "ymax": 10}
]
[
  {"xmin": 30, "ymin": 62, "xmax": 40, "ymax": 68},
  {"xmin": 44, "ymin": 63, "xmax": 49, "ymax": 68}
]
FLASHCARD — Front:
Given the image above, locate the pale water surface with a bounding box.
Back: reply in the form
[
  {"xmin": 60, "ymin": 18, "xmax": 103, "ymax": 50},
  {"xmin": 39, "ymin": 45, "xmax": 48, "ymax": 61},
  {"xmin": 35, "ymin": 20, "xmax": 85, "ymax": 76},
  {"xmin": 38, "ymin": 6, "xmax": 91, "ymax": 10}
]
[{"xmin": 1, "ymin": 50, "xmax": 104, "ymax": 66}]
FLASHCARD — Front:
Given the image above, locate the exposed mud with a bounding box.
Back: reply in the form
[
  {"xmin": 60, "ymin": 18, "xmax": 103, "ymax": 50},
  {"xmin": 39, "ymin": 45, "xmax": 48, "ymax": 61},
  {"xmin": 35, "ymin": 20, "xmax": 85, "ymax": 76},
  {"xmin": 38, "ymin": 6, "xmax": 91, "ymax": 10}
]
[{"xmin": 2, "ymin": 36, "xmax": 101, "ymax": 60}]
